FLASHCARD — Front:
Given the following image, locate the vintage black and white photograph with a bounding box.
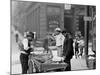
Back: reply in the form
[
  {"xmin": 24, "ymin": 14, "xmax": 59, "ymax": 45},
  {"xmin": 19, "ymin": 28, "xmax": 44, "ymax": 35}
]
[{"xmin": 11, "ymin": 0, "xmax": 96, "ymax": 74}]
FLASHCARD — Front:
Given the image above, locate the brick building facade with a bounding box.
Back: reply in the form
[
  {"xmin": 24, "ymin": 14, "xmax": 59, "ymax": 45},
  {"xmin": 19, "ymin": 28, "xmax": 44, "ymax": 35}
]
[
  {"xmin": 12, "ymin": 1, "xmax": 64, "ymax": 39},
  {"xmin": 12, "ymin": 1, "xmax": 96, "ymax": 40}
]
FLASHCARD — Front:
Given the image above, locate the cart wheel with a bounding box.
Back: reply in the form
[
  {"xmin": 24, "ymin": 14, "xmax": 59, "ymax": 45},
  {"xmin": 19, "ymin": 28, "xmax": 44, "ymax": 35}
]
[{"xmin": 28, "ymin": 61, "xmax": 36, "ymax": 74}]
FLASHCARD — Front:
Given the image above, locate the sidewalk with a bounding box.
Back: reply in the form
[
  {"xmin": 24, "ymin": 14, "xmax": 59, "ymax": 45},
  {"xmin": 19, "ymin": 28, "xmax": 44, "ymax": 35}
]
[{"xmin": 12, "ymin": 56, "xmax": 88, "ymax": 74}]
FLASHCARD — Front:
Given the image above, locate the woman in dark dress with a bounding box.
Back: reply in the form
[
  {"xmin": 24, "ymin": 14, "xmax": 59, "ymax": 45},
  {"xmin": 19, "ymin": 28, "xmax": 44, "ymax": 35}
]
[{"xmin": 63, "ymin": 32, "xmax": 74, "ymax": 71}]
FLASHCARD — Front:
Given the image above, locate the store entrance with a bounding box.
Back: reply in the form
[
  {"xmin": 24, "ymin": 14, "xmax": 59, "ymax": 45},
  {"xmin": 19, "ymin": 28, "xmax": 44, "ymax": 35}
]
[
  {"xmin": 64, "ymin": 15, "xmax": 75, "ymax": 33},
  {"xmin": 78, "ymin": 15, "xmax": 85, "ymax": 36}
]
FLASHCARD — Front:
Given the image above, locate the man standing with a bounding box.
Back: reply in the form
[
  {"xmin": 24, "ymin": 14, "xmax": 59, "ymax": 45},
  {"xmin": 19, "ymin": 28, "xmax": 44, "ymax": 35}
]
[
  {"xmin": 53, "ymin": 28, "xmax": 65, "ymax": 57},
  {"xmin": 63, "ymin": 31, "xmax": 74, "ymax": 71},
  {"xmin": 19, "ymin": 32, "xmax": 34, "ymax": 74}
]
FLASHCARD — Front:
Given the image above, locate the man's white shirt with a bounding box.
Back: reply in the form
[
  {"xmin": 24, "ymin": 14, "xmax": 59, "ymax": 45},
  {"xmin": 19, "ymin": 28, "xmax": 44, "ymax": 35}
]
[
  {"xmin": 54, "ymin": 33, "xmax": 65, "ymax": 47},
  {"xmin": 22, "ymin": 38, "xmax": 29, "ymax": 50}
]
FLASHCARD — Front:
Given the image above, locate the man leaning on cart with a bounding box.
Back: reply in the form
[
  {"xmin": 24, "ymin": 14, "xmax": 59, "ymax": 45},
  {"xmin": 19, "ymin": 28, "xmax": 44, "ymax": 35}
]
[{"xmin": 18, "ymin": 32, "xmax": 34, "ymax": 74}]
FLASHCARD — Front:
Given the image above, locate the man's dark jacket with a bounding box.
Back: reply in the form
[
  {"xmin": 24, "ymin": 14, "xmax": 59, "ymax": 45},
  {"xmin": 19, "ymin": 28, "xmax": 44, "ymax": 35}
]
[{"xmin": 63, "ymin": 37, "xmax": 74, "ymax": 60}]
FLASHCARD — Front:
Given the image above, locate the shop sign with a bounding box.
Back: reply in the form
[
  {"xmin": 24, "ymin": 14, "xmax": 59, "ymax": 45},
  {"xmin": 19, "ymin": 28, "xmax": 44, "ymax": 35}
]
[
  {"xmin": 47, "ymin": 15, "xmax": 60, "ymax": 32},
  {"xmin": 84, "ymin": 16, "xmax": 92, "ymax": 21}
]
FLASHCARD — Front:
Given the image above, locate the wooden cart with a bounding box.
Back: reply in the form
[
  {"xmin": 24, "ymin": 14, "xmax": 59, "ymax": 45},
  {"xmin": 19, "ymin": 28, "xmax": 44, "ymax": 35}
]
[{"xmin": 28, "ymin": 53, "xmax": 68, "ymax": 73}]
